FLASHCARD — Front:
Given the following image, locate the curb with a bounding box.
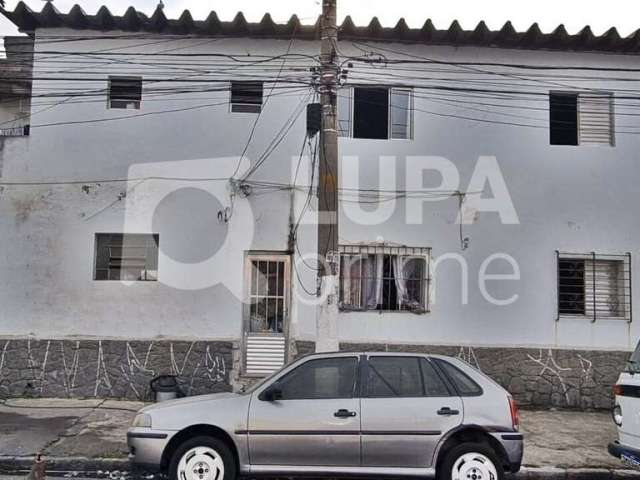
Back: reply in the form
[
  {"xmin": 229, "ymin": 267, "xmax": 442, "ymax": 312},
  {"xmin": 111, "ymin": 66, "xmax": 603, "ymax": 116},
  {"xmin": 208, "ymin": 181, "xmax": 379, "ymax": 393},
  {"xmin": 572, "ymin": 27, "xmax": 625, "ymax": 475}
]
[
  {"xmin": 0, "ymin": 456, "xmax": 134, "ymax": 476},
  {"xmin": 1, "ymin": 459, "xmax": 640, "ymax": 479},
  {"xmin": 518, "ymin": 467, "xmax": 640, "ymax": 480}
]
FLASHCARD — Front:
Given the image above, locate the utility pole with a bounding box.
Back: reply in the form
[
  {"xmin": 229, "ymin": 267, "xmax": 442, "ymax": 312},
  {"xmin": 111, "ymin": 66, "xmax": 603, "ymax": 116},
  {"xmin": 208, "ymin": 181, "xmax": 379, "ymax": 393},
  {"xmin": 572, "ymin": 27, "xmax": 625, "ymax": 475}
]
[{"xmin": 315, "ymin": 0, "xmax": 339, "ymax": 352}]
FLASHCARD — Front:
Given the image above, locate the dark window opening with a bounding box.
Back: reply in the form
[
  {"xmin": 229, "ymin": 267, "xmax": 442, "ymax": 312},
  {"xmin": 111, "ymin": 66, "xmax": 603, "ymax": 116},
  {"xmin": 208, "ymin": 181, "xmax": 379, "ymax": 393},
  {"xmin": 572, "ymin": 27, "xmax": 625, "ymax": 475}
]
[
  {"xmin": 550, "ymin": 93, "xmax": 578, "ymax": 145},
  {"xmin": 353, "ymin": 87, "xmax": 389, "ymax": 139},
  {"xmin": 558, "ymin": 259, "xmax": 586, "ymax": 315},
  {"xmin": 94, "ymin": 233, "xmax": 159, "ymax": 281},
  {"xmin": 231, "ymin": 81, "xmax": 263, "ymax": 113},
  {"xmin": 108, "ymin": 77, "xmax": 142, "ymax": 109}
]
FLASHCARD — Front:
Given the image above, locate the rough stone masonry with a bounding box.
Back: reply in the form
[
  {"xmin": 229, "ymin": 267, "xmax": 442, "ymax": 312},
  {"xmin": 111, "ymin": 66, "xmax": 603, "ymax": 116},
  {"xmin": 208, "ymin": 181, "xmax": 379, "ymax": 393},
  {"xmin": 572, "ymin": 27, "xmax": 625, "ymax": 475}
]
[
  {"xmin": 0, "ymin": 339, "xmax": 232, "ymax": 401},
  {"xmin": 0, "ymin": 338, "xmax": 628, "ymax": 409}
]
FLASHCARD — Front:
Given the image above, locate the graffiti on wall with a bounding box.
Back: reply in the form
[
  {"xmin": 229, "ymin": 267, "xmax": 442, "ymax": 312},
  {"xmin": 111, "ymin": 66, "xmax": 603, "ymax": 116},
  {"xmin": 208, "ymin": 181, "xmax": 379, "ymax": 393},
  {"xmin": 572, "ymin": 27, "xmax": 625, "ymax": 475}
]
[{"xmin": 0, "ymin": 339, "xmax": 232, "ymax": 400}]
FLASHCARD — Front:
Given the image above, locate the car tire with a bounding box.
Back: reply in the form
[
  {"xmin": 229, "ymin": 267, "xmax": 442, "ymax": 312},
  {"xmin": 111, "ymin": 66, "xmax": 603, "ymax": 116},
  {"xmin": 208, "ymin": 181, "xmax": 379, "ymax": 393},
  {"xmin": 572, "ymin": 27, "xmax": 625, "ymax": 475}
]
[
  {"xmin": 437, "ymin": 442, "xmax": 504, "ymax": 480},
  {"xmin": 168, "ymin": 435, "xmax": 237, "ymax": 480}
]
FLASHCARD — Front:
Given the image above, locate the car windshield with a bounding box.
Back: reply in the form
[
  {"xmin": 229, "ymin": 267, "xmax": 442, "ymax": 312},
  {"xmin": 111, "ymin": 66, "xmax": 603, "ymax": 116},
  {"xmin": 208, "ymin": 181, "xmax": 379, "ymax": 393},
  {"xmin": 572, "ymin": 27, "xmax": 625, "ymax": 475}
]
[{"xmin": 625, "ymin": 341, "xmax": 640, "ymax": 374}]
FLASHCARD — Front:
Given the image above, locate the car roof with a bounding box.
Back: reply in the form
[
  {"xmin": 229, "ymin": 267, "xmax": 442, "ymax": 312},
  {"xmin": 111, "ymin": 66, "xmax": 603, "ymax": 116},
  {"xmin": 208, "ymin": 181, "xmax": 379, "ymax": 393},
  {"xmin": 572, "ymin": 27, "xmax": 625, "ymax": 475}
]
[{"xmin": 302, "ymin": 351, "xmax": 453, "ymax": 359}]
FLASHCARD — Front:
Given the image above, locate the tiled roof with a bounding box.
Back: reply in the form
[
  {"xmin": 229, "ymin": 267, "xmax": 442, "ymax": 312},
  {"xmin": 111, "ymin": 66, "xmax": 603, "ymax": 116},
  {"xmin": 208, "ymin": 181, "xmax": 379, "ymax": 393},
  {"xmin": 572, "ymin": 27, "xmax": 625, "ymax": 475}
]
[{"xmin": 2, "ymin": 1, "xmax": 640, "ymax": 54}]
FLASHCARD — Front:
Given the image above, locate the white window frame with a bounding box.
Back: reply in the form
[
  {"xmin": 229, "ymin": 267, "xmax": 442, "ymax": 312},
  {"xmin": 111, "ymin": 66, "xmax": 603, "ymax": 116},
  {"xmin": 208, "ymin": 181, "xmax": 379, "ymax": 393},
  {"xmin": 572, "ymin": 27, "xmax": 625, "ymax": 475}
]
[
  {"xmin": 243, "ymin": 253, "xmax": 291, "ymax": 334},
  {"xmin": 557, "ymin": 251, "xmax": 631, "ymax": 322},
  {"xmin": 550, "ymin": 90, "xmax": 615, "ymax": 147},
  {"xmin": 339, "ymin": 86, "xmax": 414, "ymax": 140}
]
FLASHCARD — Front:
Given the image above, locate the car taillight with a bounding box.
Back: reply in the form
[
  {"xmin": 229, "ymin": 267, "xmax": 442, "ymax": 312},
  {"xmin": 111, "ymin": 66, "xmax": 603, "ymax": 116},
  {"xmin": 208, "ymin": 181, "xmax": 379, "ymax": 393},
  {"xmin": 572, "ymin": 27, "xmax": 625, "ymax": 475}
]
[
  {"xmin": 613, "ymin": 384, "xmax": 623, "ymax": 396},
  {"xmin": 509, "ymin": 396, "xmax": 519, "ymax": 431}
]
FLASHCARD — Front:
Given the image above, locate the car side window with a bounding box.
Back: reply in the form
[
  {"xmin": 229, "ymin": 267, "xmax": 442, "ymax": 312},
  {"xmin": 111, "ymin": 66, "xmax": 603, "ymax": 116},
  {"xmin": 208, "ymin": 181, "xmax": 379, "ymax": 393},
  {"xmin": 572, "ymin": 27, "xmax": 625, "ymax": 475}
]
[
  {"xmin": 366, "ymin": 356, "xmax": 423, "ymax": 397},
  {"xmin": 434, "ymin": 359, "xmax": 483, "ymax": 396},
  {"xmin": 420, "ymin": 358, "xmax": 452, "ymax": 397},
  {"xmin": 277, "ymin": 357, "xmax": 358, "ymax": 400}
]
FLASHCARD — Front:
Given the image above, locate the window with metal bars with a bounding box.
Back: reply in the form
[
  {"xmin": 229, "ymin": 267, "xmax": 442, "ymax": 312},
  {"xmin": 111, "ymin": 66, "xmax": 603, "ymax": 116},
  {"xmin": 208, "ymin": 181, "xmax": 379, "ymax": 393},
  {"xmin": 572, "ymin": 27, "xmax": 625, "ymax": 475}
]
[
  {"xmin": 108, "ymin": 76, "xmax": 142, "ymax": 109},
  {"xmin": 557, "ymin": 252, "xmax": 631, "ymax": 321},
  {"xmin": 339, "ymin": 245, "xmax": 430, "ymax": 313},
  {"xmin": 94, "ymin": 233, "xmax": 158, "ymax": 281}
]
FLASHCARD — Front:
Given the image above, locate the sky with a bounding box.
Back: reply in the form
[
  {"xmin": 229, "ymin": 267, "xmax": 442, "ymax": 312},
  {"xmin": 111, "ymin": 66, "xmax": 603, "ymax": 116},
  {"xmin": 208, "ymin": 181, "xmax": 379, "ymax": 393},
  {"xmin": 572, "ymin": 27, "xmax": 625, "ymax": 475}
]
[{"xmin": 1, "ymin": 0, "xmax": 640, "ymax": 39}]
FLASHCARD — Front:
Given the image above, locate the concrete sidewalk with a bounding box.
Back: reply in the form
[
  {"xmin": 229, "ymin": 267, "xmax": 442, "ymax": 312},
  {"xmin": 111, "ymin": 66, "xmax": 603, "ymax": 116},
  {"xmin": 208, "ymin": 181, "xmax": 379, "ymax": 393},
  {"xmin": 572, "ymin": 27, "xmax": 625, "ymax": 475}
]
[{"xmin": 0, "ymin": 398, "xmax": 631, "ymax": 477}]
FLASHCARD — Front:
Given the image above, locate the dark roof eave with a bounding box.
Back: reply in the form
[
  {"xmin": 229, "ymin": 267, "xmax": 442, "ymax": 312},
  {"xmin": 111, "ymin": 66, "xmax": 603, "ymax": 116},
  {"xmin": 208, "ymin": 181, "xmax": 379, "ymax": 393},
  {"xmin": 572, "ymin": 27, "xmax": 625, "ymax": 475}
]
[{"xmin": 1, "ymin": 2, "xmax": 639, "ymax": 54}]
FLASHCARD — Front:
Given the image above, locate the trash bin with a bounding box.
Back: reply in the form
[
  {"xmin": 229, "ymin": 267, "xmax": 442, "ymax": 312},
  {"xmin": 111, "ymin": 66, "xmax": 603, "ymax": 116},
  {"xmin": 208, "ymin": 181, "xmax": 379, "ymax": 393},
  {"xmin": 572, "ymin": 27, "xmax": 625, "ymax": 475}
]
[{"xmin": 150, "ymin": 375, "xmax": 182, "ymax": 402}]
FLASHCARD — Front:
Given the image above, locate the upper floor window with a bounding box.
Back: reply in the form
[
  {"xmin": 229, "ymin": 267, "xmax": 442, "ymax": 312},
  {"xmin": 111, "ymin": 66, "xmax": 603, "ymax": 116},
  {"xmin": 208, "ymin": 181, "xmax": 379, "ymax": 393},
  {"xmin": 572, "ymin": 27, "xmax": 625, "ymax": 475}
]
[
  {"xmin": 108, "ymin": 76, "xmax": 142, "ymax": 110},
  {"xmin": 557, "ymin": 252, "xmax": 631, "ymax": 321},
  {"xmin": 231, "ymin": 81, "xmax": 263, "ymax": 113},
  {"xmin": 339, "ymin": 86, "xmax": 413, "ymax": 140},
  {"xmin": 339, "ymin": 245, "xmax": 430, "ymax": 313},
  {"xmin": 550, "ymin": 92, "xmax": 614, "ymax": 146},
  {"xmin": 94, "ymin": 233, "xmax": 159, "ymax": 281}
]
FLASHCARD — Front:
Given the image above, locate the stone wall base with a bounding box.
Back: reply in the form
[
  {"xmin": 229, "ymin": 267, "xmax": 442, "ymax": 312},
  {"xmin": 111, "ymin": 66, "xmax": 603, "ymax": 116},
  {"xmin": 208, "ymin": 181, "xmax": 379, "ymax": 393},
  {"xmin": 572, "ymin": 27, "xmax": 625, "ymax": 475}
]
[
  {"xmin": 0, "ymin": 339, "xmax": 234, "ymax": 400},
  {"xmin": 0, "ymin": 338, "xmax": 627, "ymax": 409},
  {"xmin": 339, "ymin": 343, "xmax": 627, "ymax": 409}
]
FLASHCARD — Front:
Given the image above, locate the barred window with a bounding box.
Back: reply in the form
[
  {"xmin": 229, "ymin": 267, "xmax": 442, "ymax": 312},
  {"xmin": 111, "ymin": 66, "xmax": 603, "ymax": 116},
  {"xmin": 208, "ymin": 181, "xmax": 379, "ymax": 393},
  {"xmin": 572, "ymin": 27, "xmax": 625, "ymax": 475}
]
[
  {"xmin": 339, "ymin": 245, "xmax": 430, "ymax": 313},
  {"xmin": 108, "ymin": 76, "xmax": 142, "ymax": 109},
  {"xmin": 94, "ymin": 234, "xmax": 159, "ymax": 281},
  {"xmin": 557, "ymin": 252, "xmax": 631, "ymax": 321}
]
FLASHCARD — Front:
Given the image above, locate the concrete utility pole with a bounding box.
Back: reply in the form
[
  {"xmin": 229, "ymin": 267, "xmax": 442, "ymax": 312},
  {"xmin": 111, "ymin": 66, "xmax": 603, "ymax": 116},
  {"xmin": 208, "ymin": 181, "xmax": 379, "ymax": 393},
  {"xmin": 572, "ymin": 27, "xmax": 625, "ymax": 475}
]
[{"xmin": 315, "ymin": 0, "xmax": 339, "ymax": 352}]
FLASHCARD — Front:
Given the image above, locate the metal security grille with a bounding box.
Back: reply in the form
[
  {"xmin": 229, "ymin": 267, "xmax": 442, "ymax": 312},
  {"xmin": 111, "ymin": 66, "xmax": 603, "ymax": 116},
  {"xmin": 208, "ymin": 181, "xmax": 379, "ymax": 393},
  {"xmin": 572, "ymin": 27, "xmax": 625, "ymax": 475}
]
[
  {"xmin": 557, "ymin": 252, "xmax": 631, "ymax": 321},
  {"xmin": 339, "ymin": 244, "xmax": 431, "ymax": 312}
]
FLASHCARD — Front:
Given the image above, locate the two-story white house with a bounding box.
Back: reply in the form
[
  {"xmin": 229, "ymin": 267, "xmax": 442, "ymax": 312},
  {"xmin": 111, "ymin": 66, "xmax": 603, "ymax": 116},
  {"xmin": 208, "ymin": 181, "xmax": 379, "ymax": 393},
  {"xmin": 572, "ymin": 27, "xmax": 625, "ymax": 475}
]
[{"xmin": 0, "ymin": 2, "xmax": 638, "ymax": 408}]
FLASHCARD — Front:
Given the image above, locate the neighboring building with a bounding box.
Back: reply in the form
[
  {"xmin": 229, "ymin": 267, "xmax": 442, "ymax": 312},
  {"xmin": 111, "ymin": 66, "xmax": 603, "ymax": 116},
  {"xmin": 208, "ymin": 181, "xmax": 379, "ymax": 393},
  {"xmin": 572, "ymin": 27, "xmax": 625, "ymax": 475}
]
[{"xmin": 0, "ymin": 2, "xmax": 639, "ymax": 408}]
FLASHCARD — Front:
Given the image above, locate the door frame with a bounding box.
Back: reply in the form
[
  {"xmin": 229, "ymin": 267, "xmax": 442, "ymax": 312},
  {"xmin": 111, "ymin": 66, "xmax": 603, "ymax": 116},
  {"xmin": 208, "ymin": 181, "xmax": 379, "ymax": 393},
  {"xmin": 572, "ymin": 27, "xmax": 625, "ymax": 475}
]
[{"xmin": 242, "ymin": 251, "xmax": 291, "ymax": 376}]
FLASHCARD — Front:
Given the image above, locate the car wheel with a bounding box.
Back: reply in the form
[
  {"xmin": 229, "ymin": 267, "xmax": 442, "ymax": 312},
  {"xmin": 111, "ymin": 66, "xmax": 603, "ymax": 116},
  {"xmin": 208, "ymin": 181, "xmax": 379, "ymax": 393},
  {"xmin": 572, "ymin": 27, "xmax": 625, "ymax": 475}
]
[
  {"xmin": 438, "ymin": 442, "xmax": 504, "ymax": 480},
  {"xmin": 169, "ymin": 436, "xmax": 236, "ymax": 480}
]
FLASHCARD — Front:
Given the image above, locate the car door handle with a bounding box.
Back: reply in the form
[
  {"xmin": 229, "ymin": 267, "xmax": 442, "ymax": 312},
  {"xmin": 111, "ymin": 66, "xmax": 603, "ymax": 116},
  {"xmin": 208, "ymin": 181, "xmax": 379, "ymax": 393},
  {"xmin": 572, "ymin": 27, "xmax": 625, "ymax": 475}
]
[
  {"xmin": 437, "ymin": 407, "xmax": 460, "ymax": 416},
  {"xmin": 334, "ymin": 409, "xmax": 357, "ymax": 418}
]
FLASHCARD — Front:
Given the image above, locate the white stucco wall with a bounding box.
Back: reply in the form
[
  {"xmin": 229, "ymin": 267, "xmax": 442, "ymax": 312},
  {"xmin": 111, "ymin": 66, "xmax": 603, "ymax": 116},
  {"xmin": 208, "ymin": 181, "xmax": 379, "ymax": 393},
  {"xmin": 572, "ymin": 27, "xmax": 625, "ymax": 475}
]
[{"xmin": 1, "ymin": 28, "xmax": 638, "ymax": 351}]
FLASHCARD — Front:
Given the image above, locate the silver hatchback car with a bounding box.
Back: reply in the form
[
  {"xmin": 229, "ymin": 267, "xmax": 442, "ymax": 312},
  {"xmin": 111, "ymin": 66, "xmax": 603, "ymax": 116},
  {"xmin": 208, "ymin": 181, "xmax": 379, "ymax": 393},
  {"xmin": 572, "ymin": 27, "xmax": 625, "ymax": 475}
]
[{"xmin": 128, "ymin": 352, "xmax": 523, "ymax": 480}]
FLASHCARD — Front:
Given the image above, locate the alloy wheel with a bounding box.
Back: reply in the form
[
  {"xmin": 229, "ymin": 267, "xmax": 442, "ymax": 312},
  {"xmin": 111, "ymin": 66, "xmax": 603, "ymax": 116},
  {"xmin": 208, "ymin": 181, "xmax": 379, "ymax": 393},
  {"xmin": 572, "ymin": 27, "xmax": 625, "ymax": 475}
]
[
  {"xmin": 451, "ymin": 452, "xmax": 498, "ymax": 480},
  {"xmin": 177, "ymin": 446, "xmax": 225, "ymax": 480}
]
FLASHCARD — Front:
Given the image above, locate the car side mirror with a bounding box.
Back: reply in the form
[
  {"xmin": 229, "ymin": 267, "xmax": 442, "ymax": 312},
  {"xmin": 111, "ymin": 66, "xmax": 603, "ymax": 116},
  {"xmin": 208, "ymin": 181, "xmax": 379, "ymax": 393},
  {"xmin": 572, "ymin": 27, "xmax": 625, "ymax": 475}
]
[{"xmin": 260, "ymin": 382, "xmax": 283, "ymax": 402}]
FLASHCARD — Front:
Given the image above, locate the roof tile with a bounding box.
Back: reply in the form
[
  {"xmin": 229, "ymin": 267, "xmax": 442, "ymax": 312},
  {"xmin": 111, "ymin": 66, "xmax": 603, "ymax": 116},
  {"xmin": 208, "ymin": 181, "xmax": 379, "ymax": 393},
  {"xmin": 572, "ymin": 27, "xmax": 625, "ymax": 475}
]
[{"xmin": 1, "ymin": 3, "xmax": 637, "ymax": 54}]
